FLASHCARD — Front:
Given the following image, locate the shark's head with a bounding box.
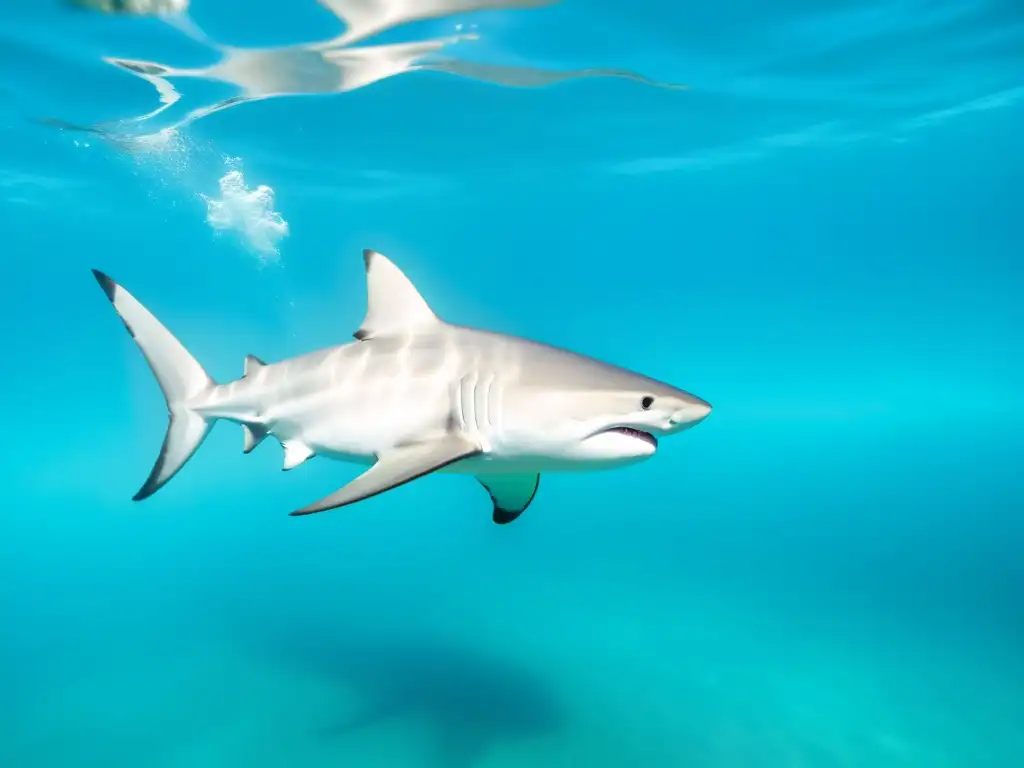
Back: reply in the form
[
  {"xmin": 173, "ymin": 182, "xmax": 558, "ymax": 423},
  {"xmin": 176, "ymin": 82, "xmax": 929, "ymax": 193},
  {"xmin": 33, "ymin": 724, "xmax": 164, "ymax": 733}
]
[
  {"xmin": 502, "ymin": 345, "xmax": 712, "ymax": 470},
  {"xmin": 567, "ymin": 385, "xmax": 712, "ymax": 464}
]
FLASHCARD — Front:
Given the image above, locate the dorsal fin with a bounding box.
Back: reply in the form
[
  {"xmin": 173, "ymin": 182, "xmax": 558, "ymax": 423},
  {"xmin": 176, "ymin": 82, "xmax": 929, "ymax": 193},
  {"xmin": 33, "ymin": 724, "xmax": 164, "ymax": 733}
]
[
  {"xmin": 353, "ymin": 249, "xmax": 439, "ymax": 341},
  {"xmin": 243, "ymin": 354, "xmax": 266, "ymax": 377}
]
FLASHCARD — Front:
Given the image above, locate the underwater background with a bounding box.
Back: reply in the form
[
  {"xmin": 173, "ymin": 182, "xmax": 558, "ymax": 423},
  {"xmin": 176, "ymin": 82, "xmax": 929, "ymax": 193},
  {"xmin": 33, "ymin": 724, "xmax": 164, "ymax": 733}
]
[{"xmin": 1, "ymin": 0, "xmax": 1022, "ymax": 766}]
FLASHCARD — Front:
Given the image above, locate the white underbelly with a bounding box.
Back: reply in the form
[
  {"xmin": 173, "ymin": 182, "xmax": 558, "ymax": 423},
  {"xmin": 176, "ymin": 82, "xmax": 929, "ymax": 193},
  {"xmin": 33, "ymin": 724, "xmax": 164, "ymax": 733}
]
[{"xmin": 266, "ymin": 385, "xmax": 449, "ymax": 459}]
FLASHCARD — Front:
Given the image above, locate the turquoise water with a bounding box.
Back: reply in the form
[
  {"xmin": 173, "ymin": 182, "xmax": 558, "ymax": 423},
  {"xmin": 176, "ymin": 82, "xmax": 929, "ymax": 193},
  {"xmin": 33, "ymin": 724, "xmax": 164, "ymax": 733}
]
[{"xmin": 2, "ymin": 1, "xmax": 1023, "ymax": 766}]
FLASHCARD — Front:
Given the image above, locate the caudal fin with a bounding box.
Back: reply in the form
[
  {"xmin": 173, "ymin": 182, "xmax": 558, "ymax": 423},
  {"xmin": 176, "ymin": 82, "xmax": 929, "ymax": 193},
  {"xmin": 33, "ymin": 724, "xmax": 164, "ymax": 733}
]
[{"xmin": 92, "ymin": 269, "xmax": 216, "ymax": 501}]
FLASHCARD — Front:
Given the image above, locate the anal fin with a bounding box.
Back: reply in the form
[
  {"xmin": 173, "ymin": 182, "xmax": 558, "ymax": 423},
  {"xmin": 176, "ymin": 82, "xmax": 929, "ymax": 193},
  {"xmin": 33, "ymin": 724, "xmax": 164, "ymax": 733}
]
[
  {"xmin": 242, "ymin": 423, "xmax": 269, "ymax": 454},
  {"xmin": 476, "ymin": 473, "xmax": 540, "ymax": 525},
  {"xmin": 283, "ymin": 440, "xmax": 315, "ymax": 470},
  {"xmin": 290, "ymin": 433, "xmax": 480, "ymax": 516}
]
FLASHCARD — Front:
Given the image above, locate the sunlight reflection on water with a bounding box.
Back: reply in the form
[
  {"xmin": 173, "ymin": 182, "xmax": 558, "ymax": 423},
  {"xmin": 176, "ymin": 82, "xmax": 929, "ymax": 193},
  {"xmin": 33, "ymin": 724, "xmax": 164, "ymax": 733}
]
[{"xmin": 58, "ymin": 0, "xmax": 684, "ymax": 140}]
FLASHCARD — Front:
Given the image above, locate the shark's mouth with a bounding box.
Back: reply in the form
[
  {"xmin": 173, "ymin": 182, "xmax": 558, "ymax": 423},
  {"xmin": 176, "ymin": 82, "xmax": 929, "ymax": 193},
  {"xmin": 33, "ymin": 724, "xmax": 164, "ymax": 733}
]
[{"xmin": 601, "ymin": 427, "xmax": 658, "ymax": 449}]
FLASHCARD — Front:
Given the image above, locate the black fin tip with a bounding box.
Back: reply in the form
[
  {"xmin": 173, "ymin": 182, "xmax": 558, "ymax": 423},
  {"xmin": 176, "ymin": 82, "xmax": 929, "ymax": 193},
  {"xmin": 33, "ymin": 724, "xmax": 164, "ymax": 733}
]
[{"xmin": 91, "ymin": 269, "xmax": 117, "ymax": 301}]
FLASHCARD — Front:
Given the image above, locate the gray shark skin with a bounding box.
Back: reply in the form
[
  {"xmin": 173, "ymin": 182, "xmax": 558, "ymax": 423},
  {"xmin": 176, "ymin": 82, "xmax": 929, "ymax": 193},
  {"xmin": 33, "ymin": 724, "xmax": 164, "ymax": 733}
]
[{"xmin": 92, "ymin": 249, "xmax": 711, "ymax": 522}]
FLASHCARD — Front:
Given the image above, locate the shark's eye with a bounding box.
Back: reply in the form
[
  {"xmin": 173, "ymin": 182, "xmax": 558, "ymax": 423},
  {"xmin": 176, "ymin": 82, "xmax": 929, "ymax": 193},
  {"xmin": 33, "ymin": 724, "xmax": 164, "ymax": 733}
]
[{"xmin": 641, "ymin": 396, "xmax": 655, "ymax": 410}]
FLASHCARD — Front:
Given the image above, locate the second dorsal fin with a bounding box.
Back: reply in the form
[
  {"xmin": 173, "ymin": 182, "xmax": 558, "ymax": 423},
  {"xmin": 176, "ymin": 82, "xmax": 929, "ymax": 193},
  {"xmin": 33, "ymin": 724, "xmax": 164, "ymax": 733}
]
[
  {"xmin": 353, "ymin": 249, "xmax": 439, "ymax": 341},
  {"xmin": 243, "ymin": 354, "xmax": 266, "ymax": 377}
]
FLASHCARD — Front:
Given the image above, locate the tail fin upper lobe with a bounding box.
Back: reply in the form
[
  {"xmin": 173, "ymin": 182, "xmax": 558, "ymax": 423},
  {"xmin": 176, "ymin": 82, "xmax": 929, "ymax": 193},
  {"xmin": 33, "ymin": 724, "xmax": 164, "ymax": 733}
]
[{"xmin": 92, "ymin": 269, "xmax": 216, "ymax": 500}]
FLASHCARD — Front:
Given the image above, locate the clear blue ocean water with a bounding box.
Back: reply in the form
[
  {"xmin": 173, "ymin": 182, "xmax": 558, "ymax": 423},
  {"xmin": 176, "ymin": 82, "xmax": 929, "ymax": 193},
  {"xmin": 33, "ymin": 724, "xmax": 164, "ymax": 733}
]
[{"xmin": 2, "ymin": 1, "xmax": 1022, "ymax": 766}]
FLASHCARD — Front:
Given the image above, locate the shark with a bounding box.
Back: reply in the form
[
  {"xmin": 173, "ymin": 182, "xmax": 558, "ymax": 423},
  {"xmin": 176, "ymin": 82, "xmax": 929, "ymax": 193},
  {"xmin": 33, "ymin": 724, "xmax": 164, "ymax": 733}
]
[{"xmin": 91, "ymin": 249, "xmax": 711, "ymax": 523}]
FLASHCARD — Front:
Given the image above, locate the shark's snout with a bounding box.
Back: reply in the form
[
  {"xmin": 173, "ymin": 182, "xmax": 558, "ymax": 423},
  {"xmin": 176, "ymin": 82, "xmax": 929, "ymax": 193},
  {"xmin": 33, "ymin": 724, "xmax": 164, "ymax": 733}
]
[{"xmin": 670, "ymin": 396, "xmax": 712, "ymax": 428}]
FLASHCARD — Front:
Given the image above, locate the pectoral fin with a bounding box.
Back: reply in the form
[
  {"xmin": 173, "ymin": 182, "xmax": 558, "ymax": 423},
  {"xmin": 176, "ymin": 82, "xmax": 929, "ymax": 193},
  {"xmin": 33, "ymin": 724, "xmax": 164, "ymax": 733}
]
[
  {"xmin": 476, "ymin": 473, "xmax": 540, "ymax": 525},
  {"xmin": 289, "ymin": 434, "xmax": 481, "ymax": 517}
]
